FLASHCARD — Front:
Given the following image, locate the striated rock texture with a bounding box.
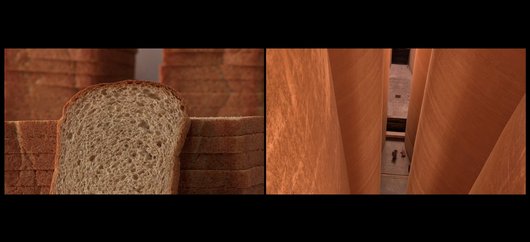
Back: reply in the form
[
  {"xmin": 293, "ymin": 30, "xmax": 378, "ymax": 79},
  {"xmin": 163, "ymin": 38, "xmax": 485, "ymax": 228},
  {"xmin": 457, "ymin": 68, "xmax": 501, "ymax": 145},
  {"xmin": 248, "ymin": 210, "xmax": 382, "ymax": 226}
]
[
  {"xmin": 407, "ymin": 49, "xmax": 526, "ymax": 194},
  {"xmin": 266, "ymin": 49, "xmax": 350, "ymax": 194},
  {"xmin": 404, "ymin": 49, "xmax": 432, "ymax": 159},
  {"xmin": 470, "ymin": 95, "xmax": 526, "ymax": 194},
  {"xmin": 328, "ymin": 49, "xmax": 390, "ymax": 194}
]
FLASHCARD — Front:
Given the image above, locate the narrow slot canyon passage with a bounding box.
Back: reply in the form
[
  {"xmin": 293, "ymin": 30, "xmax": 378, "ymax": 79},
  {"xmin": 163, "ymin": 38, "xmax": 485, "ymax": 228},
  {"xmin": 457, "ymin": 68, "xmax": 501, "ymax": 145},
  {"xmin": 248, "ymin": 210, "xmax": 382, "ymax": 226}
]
[
  {"xmin": 387, "ymin": 64, "xmax": 411, "ymax": 119},
  {"xmin": 381, "ymin": 50, "xmax": 413, "ymax": 194},
  {"xmin": 381, "ymin": 139, "xmax": 410, "ymax": 194}
]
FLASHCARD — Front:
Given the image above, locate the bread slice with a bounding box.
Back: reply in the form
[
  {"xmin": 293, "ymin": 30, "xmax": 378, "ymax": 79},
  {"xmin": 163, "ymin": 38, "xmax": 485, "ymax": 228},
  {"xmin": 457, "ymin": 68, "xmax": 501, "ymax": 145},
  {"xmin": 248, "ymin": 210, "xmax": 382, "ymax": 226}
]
[
  {"xmin": 4, "ymin": 154, "xmax": 56, "ymax": 171},
  {"xmin": 179, "ymin": 183, "xmax": 264, "ymax": 194},
  {"xmin": 6, "ymin": 70, "xmax": 131, "ymax": 88},
  {"xmin": 50, "ymin": 80, "xmax": 190, "ymax": 194},
  {"xmin": 178, "ymin": 93, "xmax": 264, "ymax": 108},
  {"xmin": 187, "ymin": 106, "xmax": 265, "ymax": 117},
  {"xmin": 180, "ymin": 150, "xmax": 264, "ymax": 170},
  {"xmin": 5, "ymin": 137, "xmax": 56, "ymax": 154},
  {"xmin": 164, "ymin": 48, "xmax": 225, "ymax": 53},
  {"xmin": 4, "ymin": 81, "xmax": 79, "ymax": 120},
  {"xmin": 36, "ymin": 171, "xmax": 53, "ymax": 186},
  {"xmin": 182, "ymin": 133, "xmax": 264, "ymax": 153},
  {"xmin": 163, "ymin": 51, "xmax": 224, "ymax": 66},
  {"xmin": 5, "ymin": 59, "xmax": 134, "ymax": 76},
  {"xmin": 4, "ymin": 186, "xmax": 51, "ymax": 195},
  {"xmin": 188, "ymin": 116, "xmax": 264, "ymax": 137},
  {"xmin": 178, "ymin": 166, "xmax": 264, "ymax": 188},
  {"xmin": 160, "ymin": 66, "xmax": 263, "ymax": 82},
  {"xmin": 223, "ymin": 49, "xmax": 264, "ymax": 66},
  {"xmin": 161, "ymin": 78, "xmax": 264, "ymax": 93},
  {"xmin": 5, "ymin": 186, "xmax": 41, "ymax": 195},
  {"xmin": 4, "ymin": 120, "xmax": 56, "ymax": 139},
  {"xmin": 5, "ymin": 49, "xmax": 136, "ymax": 66},
  {"xmin": 5, "ymin": 170, "xmax": 36, "ymax": 187}
]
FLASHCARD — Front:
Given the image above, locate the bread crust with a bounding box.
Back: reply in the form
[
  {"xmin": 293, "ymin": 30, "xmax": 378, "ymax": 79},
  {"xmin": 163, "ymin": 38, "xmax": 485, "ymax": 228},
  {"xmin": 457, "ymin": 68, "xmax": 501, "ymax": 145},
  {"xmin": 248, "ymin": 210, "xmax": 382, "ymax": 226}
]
[{"xmin": 49, "ymin": 80, "xmax": 191, "ymax": 194}]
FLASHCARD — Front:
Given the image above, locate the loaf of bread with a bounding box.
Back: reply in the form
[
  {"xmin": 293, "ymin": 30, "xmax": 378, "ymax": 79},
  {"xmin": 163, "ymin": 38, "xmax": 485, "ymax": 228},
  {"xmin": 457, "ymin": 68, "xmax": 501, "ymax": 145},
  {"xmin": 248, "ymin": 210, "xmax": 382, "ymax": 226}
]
[{"xmin": 50, "ymin": 80, "xmax": 191, "ymax": 194}]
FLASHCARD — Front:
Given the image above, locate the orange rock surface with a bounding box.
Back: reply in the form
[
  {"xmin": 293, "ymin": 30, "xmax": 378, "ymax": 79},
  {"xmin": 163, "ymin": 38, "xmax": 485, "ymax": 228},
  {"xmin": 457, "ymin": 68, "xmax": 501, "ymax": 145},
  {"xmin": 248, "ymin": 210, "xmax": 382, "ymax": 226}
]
[
  {"xmin": 328, "ymin": 49, "xmax": 390, "ymax": 194},
  {"xmin": 266, "ymin": 49, "xmax": 350, "ymax": 194},
  {"xmin": 408, "ymin": 49, "xmax": 526, "ymax": 194},
  {"xmin": 470, "ymin": 95, "xmax": 526, "ymax": 194},
  {"xmin": 404, "ymin": 49, "xmax": 432, "ymax": 158}
]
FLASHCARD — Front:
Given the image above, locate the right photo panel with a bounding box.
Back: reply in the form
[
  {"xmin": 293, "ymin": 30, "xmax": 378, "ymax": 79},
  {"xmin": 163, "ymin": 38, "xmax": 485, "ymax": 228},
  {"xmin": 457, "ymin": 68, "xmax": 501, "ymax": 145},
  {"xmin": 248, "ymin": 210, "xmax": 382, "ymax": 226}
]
[{"xmin": 265, "ymin": 49, "xmax": 526, "ymax": 194}]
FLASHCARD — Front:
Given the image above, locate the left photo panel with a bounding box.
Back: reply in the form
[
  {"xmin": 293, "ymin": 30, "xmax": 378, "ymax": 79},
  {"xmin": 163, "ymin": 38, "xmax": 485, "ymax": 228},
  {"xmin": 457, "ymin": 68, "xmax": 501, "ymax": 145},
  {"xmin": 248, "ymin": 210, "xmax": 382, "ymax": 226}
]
[{"xmin": 4, "ymin": 48, "xmax": 265, "ymax": 195}]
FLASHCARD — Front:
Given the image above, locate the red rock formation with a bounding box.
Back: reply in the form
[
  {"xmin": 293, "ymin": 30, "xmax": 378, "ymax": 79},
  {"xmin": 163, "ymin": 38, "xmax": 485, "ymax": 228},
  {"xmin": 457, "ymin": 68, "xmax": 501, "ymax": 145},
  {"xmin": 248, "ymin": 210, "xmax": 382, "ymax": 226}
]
[
  {"xmin": 470, "ymin": 95, "xmax": 526, "ymax": 194},
  {"xmin": 408, "ymin": 49, "xmax": 526, "ymax": 194},
  {"xmin": 266, "ymin": 49, "xmax": 350, "ymax": 194},
  {"xmin": 404, "ymin": 49, "xmax": 432, "ymax": 158},
  {"xmin": 328, "ymin": 49, "xmax": 390, "ymax": 194}
]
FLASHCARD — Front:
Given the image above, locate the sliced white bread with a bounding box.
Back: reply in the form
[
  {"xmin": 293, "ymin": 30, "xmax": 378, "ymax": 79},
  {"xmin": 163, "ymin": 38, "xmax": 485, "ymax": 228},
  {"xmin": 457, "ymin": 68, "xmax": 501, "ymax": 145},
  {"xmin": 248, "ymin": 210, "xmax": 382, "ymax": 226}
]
[{"xmin": 50, "ymin": 80, "xmax": 190, "ymax": 194}]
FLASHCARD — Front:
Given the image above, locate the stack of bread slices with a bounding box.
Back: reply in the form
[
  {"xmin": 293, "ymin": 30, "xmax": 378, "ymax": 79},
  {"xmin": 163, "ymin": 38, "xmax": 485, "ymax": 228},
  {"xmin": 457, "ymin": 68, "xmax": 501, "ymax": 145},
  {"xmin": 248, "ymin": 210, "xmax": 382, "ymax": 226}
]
[
  {"xmin": 4, "ymin": 121, "xmax": 56, "ymax": 194},
  {"xmin": 4, "ymin": 49, "xmax": 137, "ymax": 120},
  {"xmin": 179, "ymin": 117, "xmax": 264, "ymax": 194},
  {"xmin": 160, "ymin": 49, "xmax": 264, "ymax": 117},
  {"xmin": 4, "ymin": 117, "xmax": 264, "ymax": 194}
]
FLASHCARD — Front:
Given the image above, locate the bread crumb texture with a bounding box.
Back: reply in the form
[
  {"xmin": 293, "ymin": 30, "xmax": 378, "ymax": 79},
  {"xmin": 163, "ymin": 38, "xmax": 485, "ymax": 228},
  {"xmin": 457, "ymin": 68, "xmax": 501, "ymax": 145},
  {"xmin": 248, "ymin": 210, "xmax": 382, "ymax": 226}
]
[{"xmin": 55, "ymin": 83, "xmax": 188, "ymax": 194}]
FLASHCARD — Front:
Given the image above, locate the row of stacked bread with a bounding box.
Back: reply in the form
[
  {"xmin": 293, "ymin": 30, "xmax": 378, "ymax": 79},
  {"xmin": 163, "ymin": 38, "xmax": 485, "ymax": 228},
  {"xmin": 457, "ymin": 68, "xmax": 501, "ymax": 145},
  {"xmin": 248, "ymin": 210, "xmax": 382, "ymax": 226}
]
[
  {"xmin": 4, "ymin": 49, "xmax": 137, "ymax": 120},
  {"xmin": 161, "ymin": 49, "xmax": 264, "ymax": 117},
  {"xmin": 4, "ymin": 118, "xmax": 264, "ymax": 194}
]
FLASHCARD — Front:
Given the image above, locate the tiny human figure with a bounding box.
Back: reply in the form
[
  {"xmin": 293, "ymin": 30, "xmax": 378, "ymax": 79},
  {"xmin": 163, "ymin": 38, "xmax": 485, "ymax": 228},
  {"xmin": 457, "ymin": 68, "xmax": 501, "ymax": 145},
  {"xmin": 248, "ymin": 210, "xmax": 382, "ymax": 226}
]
[
  {"xmin": 392, "ymin": 150, "xmax": 397, "ymax": 162},
  {"xmin": 400, "ymin": 150, "xmax": 406, "ymax": 158}
]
